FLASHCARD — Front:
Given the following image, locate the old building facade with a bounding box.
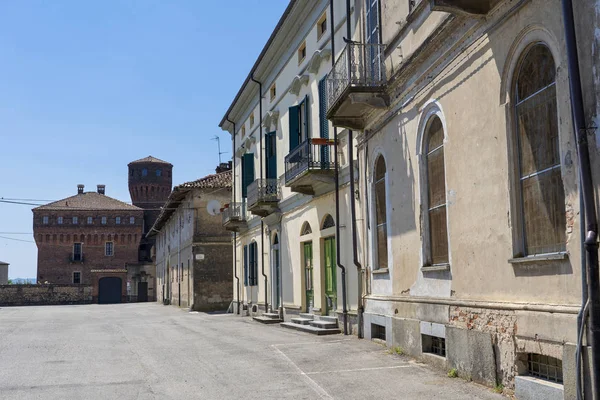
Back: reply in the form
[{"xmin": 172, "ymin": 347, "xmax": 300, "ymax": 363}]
[
  {"xmin": 151, "ymin": 166, "xmax": 233, "ymax": 311},
  {"xmin": 33, "ymin": 184, "xmax": 144, "ymax": 303},
  {"xmin": 221, "ymin": 0, "xmax": 600, "ymax": 397}
]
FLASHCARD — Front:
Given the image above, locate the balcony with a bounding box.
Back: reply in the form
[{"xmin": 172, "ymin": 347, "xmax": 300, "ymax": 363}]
[
  {"xmin": 430, "ymin": 0, "xmax": 500, "ymax": 15},
  {"xmin": 285, "ymin": 138, "xmax": 335, "ymax": 195},
  {"xmin": 326, "ymin": 42, "xmax": 389, "ymax": 130},
  {"xmin": 69, "ymin": 254, "xmax": 84, "ymax": 263},
  {"xmin": 247, "ymin": 179, "xmax": 281, "ymax": 217},
  {"xmin": 222, "ymin": 202, "xmax": 247, "ymax": 232}
]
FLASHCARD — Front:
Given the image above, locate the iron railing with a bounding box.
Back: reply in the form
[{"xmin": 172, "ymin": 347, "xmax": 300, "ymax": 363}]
[
  {"xmin": 285, "ymin": 138, "xmax": 335, "ymax": 184},
  {"xmin": 222, "ymin": 202, "xmax": 247, "ymax": 225},
  {"xmin": 326, "ymin": 42, "xmax": 386, "ymax": 112},
  {"xmin": 247, "ymin": 179, "xmax": 281, "ymax": 209}
]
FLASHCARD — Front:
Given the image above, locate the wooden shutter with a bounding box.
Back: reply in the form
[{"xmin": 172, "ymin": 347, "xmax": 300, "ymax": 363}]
[
  {"xmin": 241, "ymin": 153, "xmax": 254, "ymax": 198},
  {"xmin": 318, "ymin": 78, "xmax": 329, "ymax": 165},
  {"xmin": 243, "ymin": 245, "xmax": 248, "ymax": 286},
  {"xmin": 289, "ymin": 105, "xmax": 300, "ymax": 151},
  {"xmin": 266, "ymin": 132, "xmax": 277, "ymax": 179},
  {"xmin": 304, "ymin": 95, "xmax": 310, "ymax": 139}
]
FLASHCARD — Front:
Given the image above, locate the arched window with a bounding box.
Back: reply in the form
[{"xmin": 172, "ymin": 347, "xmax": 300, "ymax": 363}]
[
  {"xmin": 515, "ymin": 44, "xmax": 564, "ymax": 255},
  {"xmin": 321, "ymin": 214, "xmax": 335, "ymax": 230},
  {"xmin": 373, "ymin": 156, "xmax": 388, "ymax": 269},
  {"xmin": 301, "ymin": 222, "xmax": 312, "ymax": 236},
  {"xmin": 272, "ymin": 233, "xmax": 279, "ymax": 245},
  {"xmin": 425, "ymin": 116, "xmax": 449, "ymax": 265}
]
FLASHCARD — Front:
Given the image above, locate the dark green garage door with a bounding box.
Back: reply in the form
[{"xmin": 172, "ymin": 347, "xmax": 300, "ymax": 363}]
[{"xmin": 98, "ymin": 277, "xmax": 122, "ymax": 304}]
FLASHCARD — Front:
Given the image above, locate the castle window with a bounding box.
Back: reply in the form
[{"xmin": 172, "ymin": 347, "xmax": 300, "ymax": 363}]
[
  {"xmin": 42, "ymin": 216, "xmax": 49, "ymax": 224},
  {"xmin": 72, "ymin": 216, "xmax": 78, "ymax": 225},
  {"xmin": 87, "ymin": 216, "xmax": 93, "ymax": 224},
  {"xmin": 116, "ymin": 217, "xmax": 121, "ymax": 225},
  {"xmin": 101, "ymin": 216, "xmax": 107, "ymax": 225},
  {"xmin": 105, "ymin": 242, "xmax": 114, "ymax": 256},
  {"xmin": 73, "ymin": 271, "xmax": 81, "ymax": 284},
  {"xmin": 73, "ymin": 243, "xmax": 82, "ymax": 261},
  {"xmin": 130, "ymin": 216, "xmax": 135, "ymax": 224},
  {"xmin": 57, "ymin": 216, "xmax": 63, "ymax": 224},
  {"xmin": 156, "ymin": 169, "xmax": 162, "ymax": 177},
  {"xmin": 142, "ymin": 168, "xmax": 148, "ymax": 176}
]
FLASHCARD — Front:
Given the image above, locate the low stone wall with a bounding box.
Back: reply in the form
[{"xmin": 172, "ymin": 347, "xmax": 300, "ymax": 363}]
[{"xmin": 0, "ymin": 284, "xmax": 93, "ymax": 306}]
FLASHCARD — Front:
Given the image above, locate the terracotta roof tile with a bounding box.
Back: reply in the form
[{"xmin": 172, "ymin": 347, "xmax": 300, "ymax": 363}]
[
  {"xmin": 33, "ymin": 192, "xmax": 142, "ymax": 211},
  {"xmin": 128, "ymin": 155, "xmax": 172, "ymax": 165},
  {"xmin": 177, "ymin": 170, "xmax": 232, "ymax": 189}
]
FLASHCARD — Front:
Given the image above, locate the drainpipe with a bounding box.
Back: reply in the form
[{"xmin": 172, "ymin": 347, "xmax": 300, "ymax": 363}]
[
  {"xmin": 226, "ymin": 117, "xmax": 240, "ymax": 315},
  {"xmin": 561, "ymin": 1, "xmax": 600, "ymax": 397},
  {"xmin": 330, "ymin": 0, "xmax": 348, "ymax": 336},
  {"xmin": 251, "ymin": 75, "xmax": 269, "ymax": 314},
  {"xmin": 349, "ymin": 130, "xmax": 364, "ymax": 339},
  {"xmin": 576, "ymin": 183, "xmax": 588, "ymax": 400}
]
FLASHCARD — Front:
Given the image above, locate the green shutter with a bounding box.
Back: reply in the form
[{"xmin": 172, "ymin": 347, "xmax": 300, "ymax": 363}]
[
  {"xmin": 266, "ymin": 132, "xmax": 277, "ymax": 179},
  {"xmin": 243, "ymin": 245, "xmax": 248, "ymax": 286},
  {"xmin": 304, "ymin": 95, "xmax": 310, "ymax": 140},
  {"xmin": 289, "ymin": 105, "xmax": 300, "ymax": 151},
  {"xmin": 241, "ymin": 153, "xmax": 254, "ymax": 198}
]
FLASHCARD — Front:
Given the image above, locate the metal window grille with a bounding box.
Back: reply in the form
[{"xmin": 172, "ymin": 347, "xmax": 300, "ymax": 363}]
[
  {"xmin": 73, "ymin": 272, "xmax": 81, "ymax": 284},
  {"xmin": 105, "ymin": 242, "xmax": 113, "ymax": 257},
  {"xmin": 116, "ymin": 217, "xmax": 121, "ymax": 224},
  {"xmin": 527, "ymin": 354, "xmax": 563, "ymax": 383},
  {"xmin": 58, "ymin": 217, "xmax": 63, "ymax": 224},
  {"xmin": 422, "ymin": 334, "xmax": 446, "ymax": 357},
  {"xmin": 73, "ymin": 217, "xmax": 78, "ymax": 225},
  {"xmin": 371, "ymin": 323, "xmax": 386, "ymax": 341},
  {"xmin": 43, "ymin": 216, "xmax": 48, "ymax": 224},
  {"xmin": 102, "ymin": 217, "xmax": 107, "ymax": 225}
]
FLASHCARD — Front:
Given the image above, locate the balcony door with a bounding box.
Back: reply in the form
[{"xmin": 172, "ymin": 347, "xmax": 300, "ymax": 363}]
[
  {"xmin": 365, "ymin": 0, "xmax": 382, "ymax": 82},
  {"xmin": 265, "ymin": 131, "xmax": 277, "ymax": 179},
  {"xmin": 303, "ymin": 241, "xmax": 314, "ymax": 313},
  {"xmin": 241, "ymin": 153, "xmax": 254, "ymax": 199}
]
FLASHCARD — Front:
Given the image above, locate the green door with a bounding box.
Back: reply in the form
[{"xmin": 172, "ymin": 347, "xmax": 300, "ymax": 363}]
[
  {"xmin": 324, "ymin": 237, "xmax": 337, "ymax": 316},
  {"xmin": 303, "ymin": 242, "xmax": 313, "ymax": 312}
]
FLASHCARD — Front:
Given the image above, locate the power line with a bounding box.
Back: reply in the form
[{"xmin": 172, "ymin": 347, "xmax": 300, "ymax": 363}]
[
  {"xmin": 0, "ymin": 235, "xmax": 35, "ymax": 243},
  {"xmin": 0, "ymin": 232, "xmax": 33, "ymax": 235}
]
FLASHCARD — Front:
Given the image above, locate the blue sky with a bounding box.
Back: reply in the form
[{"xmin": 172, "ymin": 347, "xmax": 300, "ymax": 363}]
[{"xmin": 0, "ymin": 0, "xmax": 288, "ymax": 279}]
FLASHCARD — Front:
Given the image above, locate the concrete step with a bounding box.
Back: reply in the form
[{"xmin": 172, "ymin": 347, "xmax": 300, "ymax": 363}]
[
  {"xmin": 262, "ymin": 312, "xmax": 281, "ymax": 320},
  {"xmin": 298, "ymin": 313, "xmax": 314, "ymax": 320},
  {"xmin": 253, "ymin": 316, "xmax": 282, "ymax": 324},
  {"xmin": 290, "ymin": 317, "xmax": 313, "ymax": 325},
  {"xmin": 280, "ymin": 322, "xmax": 341, "ymax": 336},
  {"xmin": 310, "ymin": 320, "xmax": 338, "ymax": 329},
  {"xmin": 318, "ymin": 316, "xmax": 338, "ymax": 323}
]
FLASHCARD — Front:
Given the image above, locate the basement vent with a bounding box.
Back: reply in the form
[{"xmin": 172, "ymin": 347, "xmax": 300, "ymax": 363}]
[
  {"xmin": 371, "ymin": 323, "xmax": 386, "ymax": 341},
  {"xmin": 422, "ymin": 334, "xmax": 446, "ymax": 357},
  {"xmin": 527, "ymin": 354, "xmax": 563, "ymax": 384}
]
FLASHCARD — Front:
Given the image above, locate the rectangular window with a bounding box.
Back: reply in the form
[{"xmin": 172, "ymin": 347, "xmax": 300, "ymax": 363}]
[
  {"xmin": 317, "ymin": 13, "xmax": 327, "ymax": 39},
  {"xmin": 73, "ymin": 216, "xmax": 78, "ymax": 225},
  {"xmin": 527, "ymin": 354, "xmax": 563, "ymax": 383},
  {"xmin": 57, "ymin": 216, "xmax": 63, "ymax": 224},
  {"xmin": 270, "ymin": 84, "xmax": 276, "ymax": 101},
  {"xmin": 250, "ymin": 113, "xmax": 254, "ymax": 127},
  {"xmin": 318, "ymin": 77, "xmax": 330, "ymax": 164},
  {"xmin": 241, "ymin": 125, "xmax": 246, "ymax": 137},
  {"xmin": 130, "ymin": 216, "xmax": 135, "ymax": 224},
  {"xmin": 101, "ymin": 216, "xmax": 107, "ymax": 225},
  {"xmin": 105, "ymin": 242, "xmax": 113, "ymax": 256},
  {"xmin": 422, "ymin": 334, "xmax": 446, "ymax": 357},
  {"xmin": 87, "ymin": 216, "xmax": 93, "ymax": 224},
  {"xmin": 116, "ymin": 217, "xmax": 121, "ymax": 225},
  {"xmin": 43, "ymin": 216, "xmax": 49, "ymax": 224},
  {"xmin": 73, "ymin": 243, "xmax": 82, "ymax": 261},
  {"xmin": 73, "ymin": 272, "xmax": 81, "ymax": 284},
  {"xmin": 298, "ymin": 41, "xmax": 306, "ymax": 64}
]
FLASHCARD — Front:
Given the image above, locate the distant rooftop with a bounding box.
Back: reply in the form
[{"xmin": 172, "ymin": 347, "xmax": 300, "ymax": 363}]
[
  {"xmin": 33, "ymin": 192, "xmax": 142, "ymax": 211},
  {"xmin": 0, "ymin": 261, "xmax": 8, "ymax": 265},
  {"xmin": 128, "ymin": 155, "xmax": 172, "ymax": 166}
]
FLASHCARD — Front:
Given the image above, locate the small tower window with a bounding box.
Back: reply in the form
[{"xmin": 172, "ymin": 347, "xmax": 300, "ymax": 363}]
[
  {"xmin": 57, "ymin": 216, "xmax": 63, "ymax": 225},
  {"xmin": 87, "ymin": 216, "xmax": 93, "ymax": 224},
  {"xmin": 298, "ymin": 41, "xmax": 307, "ymax": 64},
  {"xmin": 73, "ymin": 216, "xmax": 78, "ymax": 225},
  {"xmin": 42, "ymin": 216, "xmax": 49, "ymax": 224},
  {"xmin": 156, "ymin": 169, "xmax": 162, "ymax": 177},
  {"xmin": 116, "ymin": 217, "xmax": 121, "ymax": 225},
  {"xmin": 250, "ymin": 113, "xmax": 255, "ymax": 127},
  {"xmin": 270, "ymin": 84, "xmax": 276, "ymax": 101},
  {"xmin": 130, "ymin": 216, "xmax": 135, "ymax": 224},
  {"xmin": 101, "ymin": 216, "xmax": 107, "ymax": 225},
  {"xmin": 142, "ymin": 168, "xmax": 148, "ymax": 177}
]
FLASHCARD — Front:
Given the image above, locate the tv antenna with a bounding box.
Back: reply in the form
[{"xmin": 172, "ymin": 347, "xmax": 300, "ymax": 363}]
[{"xmin": 211, "ymin": 135, "xmax": 227, "ymax": 164}]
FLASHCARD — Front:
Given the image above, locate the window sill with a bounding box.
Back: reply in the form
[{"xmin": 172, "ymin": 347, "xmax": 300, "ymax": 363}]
[
  {"xmin": 372, "ymin": 268, "xmax": 389, "ymax": 275},
  {"xmin": 421, "ymin": 264, "xmax": 450, "ymax": 272},
  {"xmin": 509, "ymin": 252, "xmax": 568, "ymax": 264}
]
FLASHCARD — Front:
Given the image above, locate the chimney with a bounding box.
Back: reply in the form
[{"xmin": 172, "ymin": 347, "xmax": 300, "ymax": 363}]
[
  {"xmin": 215, "ymin": 161, "xmax": 232, "ymax": 173},
  {"xmin": 77, "ymin": 184, "xmax": 84, "ymax": 194},
  {"xmin": 97, "ymin": 184, "xmax": 106, "ymax": 195}
]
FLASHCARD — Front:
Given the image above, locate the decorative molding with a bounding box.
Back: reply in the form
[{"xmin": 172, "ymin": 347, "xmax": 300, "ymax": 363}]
[
  {"xmin": 289, "ymin": 74, "xmax": 309, "ymax": 96},
  {"xmin": 263, "ymin": 109, "xmax": 280, "ymax": 131},
  {"xmin": 307, "ymin": 48, "xmax": 332, "ymax": 74}
]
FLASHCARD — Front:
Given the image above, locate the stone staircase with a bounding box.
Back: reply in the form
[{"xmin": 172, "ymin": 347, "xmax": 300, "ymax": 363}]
[
  {"xmin": 252, "ymin": 312, "xmax": 282, "ymax": 324},
  {"xmin": 280, "ymin": 313, "xmax": 341, "ymax": 335}
]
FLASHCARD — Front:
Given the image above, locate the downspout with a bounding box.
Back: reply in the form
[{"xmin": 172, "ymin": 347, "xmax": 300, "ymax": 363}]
[
  {"xmin": 561, "ymin": 1, "xmax": 600, "ymax": 398},
  {"xmin": 349, "ymin": 129, "xmax": 363, "ymax": 339},
  {"xmin": 226, "ymin": 117, "xmax": 240, "ymax": 315},
  {"xmin": 331, "ymin": 0, "xmax": 348, "ymax": 336},
  {"xmin": 576, "ymin": 184, "xmax": 588, "ymax": 400},
  {"xmin": 251, "ymin": 75, "xmax": 269, "ymax": 314}
]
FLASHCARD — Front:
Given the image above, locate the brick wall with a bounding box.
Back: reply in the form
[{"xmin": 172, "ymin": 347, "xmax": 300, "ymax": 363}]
[{"xmin": 0, "ymin": 284, "xmax": 92, "ymax": 306}]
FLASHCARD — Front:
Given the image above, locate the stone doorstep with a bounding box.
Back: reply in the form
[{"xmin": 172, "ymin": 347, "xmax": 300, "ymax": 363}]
[
  {"xmin": 298, "ymin": 313, "xmax": 314, "ymax": 320},
  {"xmin": 253, "ymin": 316, "xmax": 282, "ymax": 324},
  {"xmin": 309, "ymin": 320, "xmax": 338, "ymax": 329},
  {"xmin": 262, "ymin": 312, "xmax": 282, "ymax": 319},
  {"xmin": 291, "ymin": 317, "xmax": 313, "ymax": 325},
  {"xmin": 319, "ymin": 316, "xmax": 338, "ymax": 323},
  {"xmin": 280, "ymin": 322, "xmax": 341, "ymax": 336}
]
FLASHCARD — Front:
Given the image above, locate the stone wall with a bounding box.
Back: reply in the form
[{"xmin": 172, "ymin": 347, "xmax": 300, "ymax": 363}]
[{"xmin": 0, "ymin": 284, "xmax": 92, "ymax": 306}]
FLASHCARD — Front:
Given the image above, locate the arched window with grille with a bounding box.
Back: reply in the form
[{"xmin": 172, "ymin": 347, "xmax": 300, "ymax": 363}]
[
  {"xmin": 301, "ymin": 222, "xmax": 312, "ymax": 236},
  {"xmin": 373, "ymin": 155, "xmax": 388, "ymax": 269},
  {"xmin": 514, "ymin": 44, "xmax": 565, "ymax": 255},
  {"xmin": 424, "ymin": 116, "xmax": 449, "ymax": 266},
  {"xmin": 321, "ymin": 214, "xmax": 335, "ymax": 230}
]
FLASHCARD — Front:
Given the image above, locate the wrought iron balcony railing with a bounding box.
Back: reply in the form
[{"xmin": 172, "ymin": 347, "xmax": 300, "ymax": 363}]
[
  {"xmin": 222, "ymin": 202, "xmax": 246, "ymax": 225},
  {"xmin": 326, "ymin": 42, "xmax": 386, "ymax": 113},
  {"xmin": 247, "ymin": 179, "xmax": 281, "ymax": 209},
  {"xmin": 285, "ymin": 138, "xmax": 335, "ymax": 184}
]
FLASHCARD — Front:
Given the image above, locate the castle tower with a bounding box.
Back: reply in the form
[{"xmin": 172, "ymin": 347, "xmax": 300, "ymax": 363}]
[{"xmin": 128, "ymin": 156, "xmax": 173, "ymax": 261}]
